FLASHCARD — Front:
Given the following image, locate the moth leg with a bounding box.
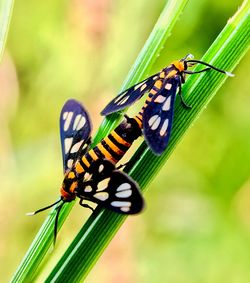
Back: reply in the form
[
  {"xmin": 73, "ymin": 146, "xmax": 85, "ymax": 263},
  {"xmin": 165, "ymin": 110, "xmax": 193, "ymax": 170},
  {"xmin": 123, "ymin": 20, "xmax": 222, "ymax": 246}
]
[
  {"xmin": 79, "ymin": 198, "xmax": 94, "ymax": 212},
  {"xmin": 178, "ymin": 83, "xmax": 192, "ymax": 109}
]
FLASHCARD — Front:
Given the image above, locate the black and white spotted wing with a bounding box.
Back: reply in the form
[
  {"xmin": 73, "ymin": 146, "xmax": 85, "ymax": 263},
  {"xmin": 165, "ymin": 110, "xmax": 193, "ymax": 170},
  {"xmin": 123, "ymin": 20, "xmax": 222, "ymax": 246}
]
[
  {"xmin": 60, "ymin": 99, "xmax": 92, "ymax": 172},
  {"xmin": 101, "ymin": 73, "xmax": 160, "ymax": 116},
  {"xmin": 143, "ymin": 77, "xmax": 180, "ymax": 155},
  {"xmin": 76, "ymin": 159, "xmax": 144, "ymax": 214}
]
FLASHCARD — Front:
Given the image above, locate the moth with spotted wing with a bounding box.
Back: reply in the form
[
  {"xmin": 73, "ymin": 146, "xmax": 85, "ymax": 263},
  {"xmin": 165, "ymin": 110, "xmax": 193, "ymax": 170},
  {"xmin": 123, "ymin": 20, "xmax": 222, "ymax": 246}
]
[
  {"xmin": 28, "ymin": 99, "xmax": 144, "ymax": 244},
  {"xmin": 60, "ymin": 99, "xmax": 92, "ymax": 172},
  {"xmin": 76, "ymin": 159, "xmax": 143, "ymax": 214},
  {"xmin": 101, "ymin": 54, "xmax": 233, "ymax": 155}
]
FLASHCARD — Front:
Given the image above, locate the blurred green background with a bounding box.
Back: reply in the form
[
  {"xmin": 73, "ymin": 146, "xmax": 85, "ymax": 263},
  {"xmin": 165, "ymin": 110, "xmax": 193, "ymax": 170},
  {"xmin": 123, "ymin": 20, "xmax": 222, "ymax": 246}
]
[{"xmin": 1, "ymin": 0, "xmax": 249, "ymax": 282}]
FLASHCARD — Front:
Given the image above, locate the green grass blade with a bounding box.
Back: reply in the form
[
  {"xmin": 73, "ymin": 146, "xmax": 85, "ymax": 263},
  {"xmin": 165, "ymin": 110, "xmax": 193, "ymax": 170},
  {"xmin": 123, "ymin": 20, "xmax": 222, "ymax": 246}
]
[
  {"xmin": 0, "ymin": 0, "xmax": 14, "ymax": 60},
  {"xmin": 11, "ymin": 0, "xmax": 188, "ymax": 282},
  {"xmin": 46, "ymin": 1, "xmax": 250, "ymax": 283}
]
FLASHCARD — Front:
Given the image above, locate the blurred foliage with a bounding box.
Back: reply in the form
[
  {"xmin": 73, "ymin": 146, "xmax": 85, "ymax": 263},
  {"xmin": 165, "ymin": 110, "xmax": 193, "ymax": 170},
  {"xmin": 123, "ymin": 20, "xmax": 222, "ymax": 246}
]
[{"xmin": 0, "ymin": 0, "xmax": 249, "ymax": 282}]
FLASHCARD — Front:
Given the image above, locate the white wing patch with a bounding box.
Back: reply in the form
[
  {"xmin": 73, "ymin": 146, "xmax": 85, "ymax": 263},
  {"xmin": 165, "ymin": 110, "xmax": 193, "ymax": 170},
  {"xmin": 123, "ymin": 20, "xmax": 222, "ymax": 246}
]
[
  {"xmin": 115, "ymin": 190, "xmax": 132, "ymax": 198},
  {"xmin": 115, "ymin": 182, "xmax": 132, "ymax": 198},
  {"xmin": 160, "ymin": 119, "xmax": 169, "ymax": 136},
  {"xmin": 148, "ymin": 115, "xmax": 161, "ymax": 130},
  {"xmin": 63, "ymin": 111, "xmax": 68, "ymax": 120},
  {"xmin": 165, "ymin": 83, "xmax": 172, "ymax": 90},
  {"xmin": 117, "ymin": 95, "xmax": 129, "ymax": 105},
  {"xmin": 73, "ymin": 114, "xmax": 86, "ymax": 131},
  {"xmin": 64, "ymin": 137, "xmax": 73, "ymax": 154},
  {"xmin": 70, "ymin": 140, "xmax": 84, "ymax": 153},
  {"xmin": 85, "ymin": 185, "xmax": 92, "ymax": 192},
  {"xmin": 67, "ymin": 159, "xmax": 74, "ymax": 169},
  {"xmin": 134, "ymin": 82, "xmax": 145, "ymax": 90},
  {"xmin": 64, "ymin": 111, "xmax": 74, "ymax": 131},
  {"xmin": 97, "ymin": 178, "xmax": 110, "ymax": 191},
  {"xmin": 154, "ymin": 95, "xmax": 166, "ymax": 103},
  {"xmin": 117, "ymin": 183, "xmax": 131, "ymax": 191},
  {"xmin": 162, "ymin": 96, "xmax": 171, "ymax": 111},
  {"xmin": 84, "ymin": 172, "xmax": 92, "ymax": 181},
  {"xmin": 94, "ymin": 192, "xmax": 109, "ymax": 201},
  {"xmin": 98, "ymin": 164, "xmax": 104, "ymax": 173},
  {"xmin": 114, "ymin": 92, "xmax": 127, "ymax": 103},
  {"xmin": 111, "ymin": 200, "xmax": 131, "ymax": 211},
  {"xmin": 140, "ymin": 83, "xmax": 147, "ymax": 91}
]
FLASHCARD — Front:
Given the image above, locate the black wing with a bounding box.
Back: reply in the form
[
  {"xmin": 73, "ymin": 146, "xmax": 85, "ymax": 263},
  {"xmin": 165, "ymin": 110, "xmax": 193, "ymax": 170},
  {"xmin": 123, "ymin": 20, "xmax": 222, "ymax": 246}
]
[
  {"xmin": 76, "ymin": 159, "xmax": 144, "ymax": 214},
  {"xmin": 60, "ymin": 99, "xmax": 92, "ymax": 173},
  {"xmin": 101, "ymin": 73, "xmax": 160, "ymax": 116},
  {"xmin": 143, "ymin": 77, "xmax": 180, "ymax": 155}
]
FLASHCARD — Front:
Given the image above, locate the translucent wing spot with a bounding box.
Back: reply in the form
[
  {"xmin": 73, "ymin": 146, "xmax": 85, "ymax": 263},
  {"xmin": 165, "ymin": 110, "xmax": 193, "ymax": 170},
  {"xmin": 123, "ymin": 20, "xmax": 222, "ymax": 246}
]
[
  {"xmin": 98, "ymin": 164, "xmax": 104, "ymax": 173},
  {"xmin": 154, "ymin": 95, "xmax": 166, "ymax": 103},
  {"xmin": 121, "ymin": 207, "xmax": 130, "ymax": 213},
  {"xmin": 64, "ymin": 112, "xmax": 74, "ymax": 131},
  {"xmin": 153, "ymin": 76, "xmax": 159, "ymax": 80},
  {"xmin": 162, "ymin": 96, "xmax": 171, "ymax": 111},
  {"xmin": 73, "ymin": 114, "xmax": 86, "ymax": 131},
  {"xmin": 117, "ymin": 96, "xmax": 129, "ymax": 105},
  {"xmin": 64, "ymin": 137, "xmax": 73, "ymax": 154},
  {"xmin": 84, "ymin": 172, "xmax": 92, "ymax": 181},
  {"xmin": 85, "ymin": 185, "xmax": 92, "ymax": 192},
  {"xmin": 111, "ymin": 201, "xmax": 131, "ymax": 209},
  {"xmin": 67, "ymin": 159, "xmax": 74, "ymax": 169},
  {"xmin": 115, "ymin": 190, "xmax": 132, "ymax": 198},
  {"xmin": 134, "ymin": 82, "xmax": 144, "ymax": 90},
  {"xmin": 160, "ymin": 119, "xmax": 169, "ymax": 136},
  {"xmin": 117, "ymin": 183, "xmax": 131, "ymax": 191},
  {"xmin": 94, "ymin": 192, "xmax": 109, "ymax": 201},
  {"xmin": 116, "ymin": 183, "xmax": 132, "ymax": 198},
  {"xmin": 70, "ymin": 140, "xmax": 84, "ymax": 154},
  {"xmin": 63, "ymin": 111, "xmax": 68, "ymax": 120},
  {"xmin": 114, "ymin": 92, "xmax": 127, "ymax": 103},
  {"xmin": 165, "ymin": 83, "xmax": 172, "ymax": 90},
  {"xmin": 148, "ymin": 115, "xmax": 161, "ymax": 130},
  {"xmin": 97, "ymin": 178, "xmax": 110, "ymax": 191},
  {"xmin": 140, "ymin": 84, "xmax": 147, "ymax": 91}
]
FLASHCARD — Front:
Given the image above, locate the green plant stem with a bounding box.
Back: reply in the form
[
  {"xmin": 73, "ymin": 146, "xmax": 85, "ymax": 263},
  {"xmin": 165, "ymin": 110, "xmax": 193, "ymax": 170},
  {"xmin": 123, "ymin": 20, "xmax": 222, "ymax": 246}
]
[
  {"xmin": 0, "ymin": 0, "xmax": 14, "ymax": 60},
  {"xmin": 11, "ymin": 0, "xmax": 188, "ymax": 282},
  {"xmin": 46, "ymin": 1, "xmax": 250, "ymax": 283}
]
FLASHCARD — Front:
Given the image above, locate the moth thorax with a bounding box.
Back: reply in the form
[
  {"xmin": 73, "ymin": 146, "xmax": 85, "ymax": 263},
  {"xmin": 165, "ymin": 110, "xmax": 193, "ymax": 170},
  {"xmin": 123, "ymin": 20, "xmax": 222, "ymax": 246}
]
[
  {"xmin": 60, "ymin": 185, "xmax": 76, "ymax": 201},
  {"xmin": 119, "ymin": 117, "xmax": 141, "ymax": 142},
  {"xmin": 172, "ymin": 60, "xmax": 185, "ymax": 72}
]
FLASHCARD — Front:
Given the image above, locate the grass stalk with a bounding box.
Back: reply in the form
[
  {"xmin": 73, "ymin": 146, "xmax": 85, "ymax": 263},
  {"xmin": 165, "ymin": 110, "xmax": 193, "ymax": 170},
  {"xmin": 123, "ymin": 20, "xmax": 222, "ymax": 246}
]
[
  {"xmin": 0, "ymin": 0, "xmax": 14, "ymax": 60},
  {"xmin": 46, "ymin": 1, "xmax": 250, "ymax": 282},
  {"xmin": 11, "ymin": 0, "xmax": 189, "ymax": 281}
]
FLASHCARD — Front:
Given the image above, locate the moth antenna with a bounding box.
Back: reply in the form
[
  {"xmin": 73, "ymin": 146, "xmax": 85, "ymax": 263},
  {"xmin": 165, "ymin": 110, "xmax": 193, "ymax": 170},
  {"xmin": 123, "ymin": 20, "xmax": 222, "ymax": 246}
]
[
  {"xmin": 186, "ymin": 59, "xmax": 234, "ymax": 77},
  {"xmin": 26, "ymin": 198, "xmax": 62, "ymax": 216}
]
